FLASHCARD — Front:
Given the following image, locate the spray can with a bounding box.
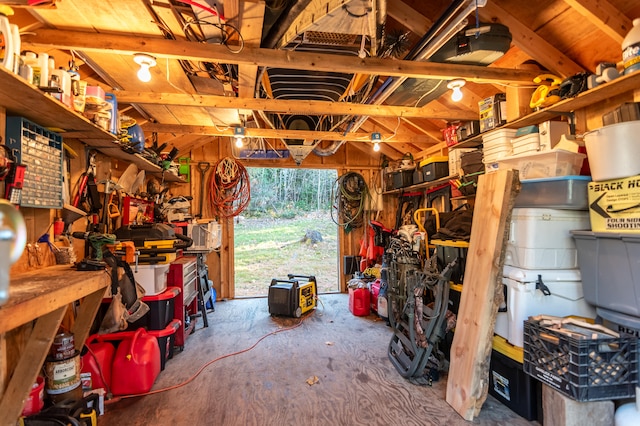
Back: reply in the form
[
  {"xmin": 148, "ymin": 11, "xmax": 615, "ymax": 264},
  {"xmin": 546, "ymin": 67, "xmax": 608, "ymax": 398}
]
[
  {"xmin": 9, "ymin": 23, "xmax": 19, "ymax": 75},
  {"xmin": 622, "ymin": 18, "xmax": 640, "ymax": 75}
]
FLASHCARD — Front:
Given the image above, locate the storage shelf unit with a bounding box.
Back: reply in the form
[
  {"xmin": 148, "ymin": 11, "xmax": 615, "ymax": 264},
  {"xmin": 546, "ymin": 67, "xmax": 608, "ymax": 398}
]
[
  {"xmin": 450, "ymin": 70, "xmax": 640, "ymax": 150},
  {"xmin": 0, "ymin": 66, "xmax": 184, "ymax": 182}
]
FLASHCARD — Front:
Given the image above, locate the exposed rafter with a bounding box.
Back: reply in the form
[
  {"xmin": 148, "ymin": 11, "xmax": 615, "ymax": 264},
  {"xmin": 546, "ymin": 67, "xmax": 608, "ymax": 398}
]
[
  {"xmin": 22, "ymin": 29, "xmax": 542, "ymax": 85},
  {"xmin": 113, "ymin": 91, "xmax": 478, "ymax": 120},
  {"xmin": 561, "ymin": 0, "xmax": 632, "ymax": 44},
  {"xmin": 141, "ymin": 123, "xmax": 436, "ymax": 145},
  {"xmin": 480, "ymin": 3, "xmax": 585, "ymax": 77}
]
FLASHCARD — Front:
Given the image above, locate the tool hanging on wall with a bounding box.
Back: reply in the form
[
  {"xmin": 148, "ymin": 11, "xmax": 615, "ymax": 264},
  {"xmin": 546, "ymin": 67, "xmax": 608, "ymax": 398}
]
[
  {"xmin": 1, "ymin": 142, "xmax": 25, "ymax": 205},
  {"xmin": 72, "ymin": 150, "xmax": 102, "ymax": 229},
  {"xmin": 197, "ymin": 162, "xmax": 210, "ymax": 218}
]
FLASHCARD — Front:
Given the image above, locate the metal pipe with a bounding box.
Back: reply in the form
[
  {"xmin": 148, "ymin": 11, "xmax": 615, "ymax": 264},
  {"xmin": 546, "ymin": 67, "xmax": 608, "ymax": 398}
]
[{"xmin": 314, "ymin": 0, "xmax": 486, "ymax": 156}]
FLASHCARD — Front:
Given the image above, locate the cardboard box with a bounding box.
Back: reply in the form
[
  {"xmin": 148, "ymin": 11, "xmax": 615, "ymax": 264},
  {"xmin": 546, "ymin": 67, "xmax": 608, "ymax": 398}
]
[{"xmin": 588, "ymin": 175, "xmax": 640, "ymax": 233}]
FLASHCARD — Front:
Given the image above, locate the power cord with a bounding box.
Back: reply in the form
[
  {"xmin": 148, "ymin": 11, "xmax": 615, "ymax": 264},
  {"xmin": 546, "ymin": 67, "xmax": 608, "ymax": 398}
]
[{"xmin": 105, "ymin": 313, "xmax": 310, "ymax": 403}]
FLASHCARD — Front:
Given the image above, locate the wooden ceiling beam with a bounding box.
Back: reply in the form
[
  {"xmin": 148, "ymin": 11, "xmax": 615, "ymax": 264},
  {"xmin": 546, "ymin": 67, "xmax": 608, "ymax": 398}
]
[
  {"xmin": 143, "ymin": 123, "xmax": 434, "ymax": 144},
  {"xmin": 562, "ymin": 0, "xmax": 632, "ymax": 44},
  {"xmin": 113, "ymin": 91, "xmax": 479, "ymax": 120},
  {"xmin": 479, "ymin": 3, "xmax": 585, "ymax": 77},
  {"xmin": 387, "ymin": 1, "xmax": 432, "ymax": 35},
  {"xmin": 22, "ymin": 29, "xmax": 542, "ymax": 85}
]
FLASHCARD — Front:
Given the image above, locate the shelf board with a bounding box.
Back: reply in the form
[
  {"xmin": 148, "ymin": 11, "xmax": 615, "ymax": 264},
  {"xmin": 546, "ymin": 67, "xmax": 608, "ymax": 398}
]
[
  {"xmin": 383, "ymin": 174, "xmax": 456, "ymax": 195},
  {"xmin": 449, "ymin": 71, "xmax": 640, "ymax": 149},
  {"xmin": 0, "ymin": 67, "xmax": 177, "ymax": 177}
]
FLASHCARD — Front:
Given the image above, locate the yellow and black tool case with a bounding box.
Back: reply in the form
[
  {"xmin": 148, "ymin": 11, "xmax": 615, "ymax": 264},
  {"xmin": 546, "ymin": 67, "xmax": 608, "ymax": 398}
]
[{"xmin": 268, "ymin": 275, "xmax": 317, "ymax": 318}]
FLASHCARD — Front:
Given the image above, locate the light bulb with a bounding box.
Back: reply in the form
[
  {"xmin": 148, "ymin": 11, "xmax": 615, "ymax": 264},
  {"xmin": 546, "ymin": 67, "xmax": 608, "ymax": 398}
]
[
  {"xmin": 137, "ymin": 64, "xmax": 151, "ymax": 82},
  {"xmin": 133, "ymin": 53, "xmax": 156, "ymax": 83},
  {"xmin": 234, "ymin": 137, "xmax": 244, "ymax": 148},
  {"xmin": 447, "ymin": 79, "xmax": 466, "ymax": 102},
  {"xmin": 373, "ymin": 142, "xmax": 380, "ymax": 152},
  {"xmin": 451, "ymin": 86, "xmax": 463, "ymax": 102}
]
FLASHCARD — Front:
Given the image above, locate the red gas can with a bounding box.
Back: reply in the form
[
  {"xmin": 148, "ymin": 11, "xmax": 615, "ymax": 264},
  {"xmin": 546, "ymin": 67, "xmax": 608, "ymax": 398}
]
[
  {"xmin": 349, "ymin": 287, "xmax": 370, "ymax": 316},
  {"xmin": 110, "ymin": 328, "xmax": 161, "ymax": 396},
  {"xmin": 369, "ymin": 279, "xmax": 380, "ymax": 314},
  {"xmin": 81, "ymin": 337, "xmax": 115, "ymax": 392}
]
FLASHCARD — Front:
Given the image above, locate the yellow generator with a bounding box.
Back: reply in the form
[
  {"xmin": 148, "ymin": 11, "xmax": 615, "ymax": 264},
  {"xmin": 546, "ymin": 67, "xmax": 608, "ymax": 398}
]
[{"xmin": 268, "ymin": 274, "xmax": 317, "ymax": 318}]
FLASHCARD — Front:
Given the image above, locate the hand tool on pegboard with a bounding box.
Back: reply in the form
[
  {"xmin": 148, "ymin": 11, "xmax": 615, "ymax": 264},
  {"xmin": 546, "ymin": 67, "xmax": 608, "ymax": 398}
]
[{"xmin": 196, "ymin": 162, "xmax": 210, "ymax": 218}]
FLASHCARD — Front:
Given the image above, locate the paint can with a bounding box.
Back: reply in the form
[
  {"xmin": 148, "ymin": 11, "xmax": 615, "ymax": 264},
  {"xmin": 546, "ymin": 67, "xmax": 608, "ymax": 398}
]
[
  {"xmin": 50, "ymin": 332, "xmax": 75, "ymax": 360},
  {"xmin": 43, "ymin": 350, "xmax": 83, "ymax": 404}
]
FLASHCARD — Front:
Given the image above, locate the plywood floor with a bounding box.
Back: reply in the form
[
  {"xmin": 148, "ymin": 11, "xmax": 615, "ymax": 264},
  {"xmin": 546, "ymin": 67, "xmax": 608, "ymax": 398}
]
[{"xmin": 100, "ymin": 294, "xmax": 540, "ymax": 425}]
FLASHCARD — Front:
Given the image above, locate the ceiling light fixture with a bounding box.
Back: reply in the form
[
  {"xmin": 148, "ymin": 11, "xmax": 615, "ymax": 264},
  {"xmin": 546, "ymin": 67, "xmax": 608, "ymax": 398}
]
[
  {"xmin": 133, "ymin": 53, "xmax": 156, "ymax": 83},
  {"xmin": 371, "ymin": 132, "xmax": 381, "ymax": 152},
  {"xmin": 233, "ymin": 126, "xmax": 245, "ymax": 148},
  {"xmin": 447, "ymin": 79, "xmax": 466, "ymax": 102}
]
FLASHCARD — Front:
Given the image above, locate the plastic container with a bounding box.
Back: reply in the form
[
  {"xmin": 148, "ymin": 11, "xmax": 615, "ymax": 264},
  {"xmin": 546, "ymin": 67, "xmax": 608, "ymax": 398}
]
[
  {"xmin": 515, "ymin": 176, "xmax": 591, "ymax": 209},
  {"xmin": 21, "ymin": 376, "xmax": 44, "ymax": 416},
  {"xmin": 81, "ymin": 336, "xmax": 115, "ymax": 392},
  {"xmin": 587, "ymin": 175, "xmax": 640, "ymax": 233},
  {"xmin": 583, "ymin": 121, "xmax": 640, "ymax": 181},
  {"xmin": 523, "ymin": 317, "xmax": 638, "ymax": 402},
  {"xmin": 348, "ymin": 287, "xmax": 370, "ymax": 316},
  {"xmin": 512, "ymin": 133, "xmax": 540, "ymax": 155},
  {"xmin": 505, "ymin": 208, "xmax": 590, "ymax": 269},
  {"xmin": 482, "ymin": 127, "xmax": 517, "ymax": 146},
  {"xmin": 489, "ymin": 347, "xmax": 541, "ymax": 421},
  {"xmin": 494, "ymin": 265, "xmax": 596, "ymax": 348},
  {"xmin": 133, "ymin": 263, "xmax": 170, "ymax": 296},
  {"xmin": 131, "ymin": 286, "xmax": 180, "ymax": 330},
  {"xmin": 447, "ymin": 147, "xmax": 474, "ymax": 176},
  {"xmin": 571, "ymin": 231, "xmax": 640, "ymax": 317},
  {"xmin": 105, "ymin": 92, "xmax": 120, "ymax": 135},
  {"xmin": 419, "ymin": 156, "xmax": 448, "ymax": 181},
  {"xmin": 496, "ymin": 149, "xmax": 585, "ymax": 179},
  {"xmin": 50, "ymin": 67, "xmax": 72, "ymax": 107},
  {"xmin": 432, "ymin": 239, "xmax": 469, "ymax": 284},
  {"xmin": 392, "ymin": 169, "xmax": 413, "ymax": 189},
  {"xmin": 44, "ymin": 351, "xmax": 83, "ymax": 404},
  {"xmin": 369, "ymin": 279, "xmax": 380, "ymax": 313},
  {"xmin": 622, "ymin": 18, "xmax": 640, "ymax": 75},
  {"xmin": 146, "ymin": 318, "xmax": 180, "ymax": 371},
  {"xmin": 110, "ymin": 328, "xmax": 161, "ymax": 396},
  {"xmin": 597, "ymin": 307, "xmax": 640, "ymax": 338},
  {"xmin": 448, "ymin": 283, "xmax": 463, "ymax": 315}
]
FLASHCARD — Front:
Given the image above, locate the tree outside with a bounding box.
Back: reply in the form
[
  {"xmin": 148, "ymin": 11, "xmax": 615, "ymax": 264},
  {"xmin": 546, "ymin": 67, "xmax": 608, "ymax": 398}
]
[{"xmin": 234, "ymin": 168, "xmax": 339, "ymax": 297}]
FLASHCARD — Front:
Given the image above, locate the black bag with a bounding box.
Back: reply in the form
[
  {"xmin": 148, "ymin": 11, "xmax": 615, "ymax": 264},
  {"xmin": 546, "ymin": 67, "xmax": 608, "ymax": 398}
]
[{"xmin": 460, "ymin": 150, "xmax": 484, "ymax": 175}]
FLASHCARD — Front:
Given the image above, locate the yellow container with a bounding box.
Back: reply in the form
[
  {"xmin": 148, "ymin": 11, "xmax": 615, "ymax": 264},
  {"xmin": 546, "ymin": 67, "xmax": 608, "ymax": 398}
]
[
  {"xmin": 143, "ymin": 239, "xmax": 175, "ymax": 249},
  {"xmin": 492, "ymin": 334, "xmax": 523, "ymax": 363},
  {"xmin": 588, "ymin": 174, "xmax": 640, "ymax": 233}
]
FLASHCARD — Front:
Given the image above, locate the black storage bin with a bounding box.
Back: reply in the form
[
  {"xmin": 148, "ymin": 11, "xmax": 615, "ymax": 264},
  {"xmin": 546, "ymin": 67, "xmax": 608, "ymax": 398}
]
[
  {"xmin": 489, "ymin": 349, "xmax": 542, "ymax": 421},
  {"xmin": 147, "ymin": 318, "xmax": 180, "ymax": 370},
  {"xmin": 130, "ymin": 286, "xmax": 181, "ymax": 330},
  {"xmin": 432, "ymin": 239, "xmax": 468, "ymax": 284},
  {"xmin": 413, "ymin": 169, "xmax": 424, "ymax": 185},
  {"xmin": 419, "ymin": 156, "xmax": 448, "ymax": 182},
  {"xmin": 392, "ymin": 169, "xmax": 414, "ymax": 189}
]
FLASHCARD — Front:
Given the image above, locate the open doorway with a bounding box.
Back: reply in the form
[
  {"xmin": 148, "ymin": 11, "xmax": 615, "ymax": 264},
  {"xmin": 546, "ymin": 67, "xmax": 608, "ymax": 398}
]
[{"xmin": 234, "ymin": 168, "xmax": 339, "ymax": 297}]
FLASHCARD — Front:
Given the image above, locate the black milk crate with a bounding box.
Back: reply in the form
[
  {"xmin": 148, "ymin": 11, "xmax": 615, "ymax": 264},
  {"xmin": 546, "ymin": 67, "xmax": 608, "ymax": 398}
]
[{"xmin": 523, "ymin": 318, "xmax": 638, "ymax": 402}]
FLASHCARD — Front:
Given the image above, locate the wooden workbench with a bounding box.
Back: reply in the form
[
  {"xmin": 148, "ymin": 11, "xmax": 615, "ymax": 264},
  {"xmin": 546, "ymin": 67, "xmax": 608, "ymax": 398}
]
[{"xmin": 0, "ymin": 265, "xmax": 109, "ymax": 425}]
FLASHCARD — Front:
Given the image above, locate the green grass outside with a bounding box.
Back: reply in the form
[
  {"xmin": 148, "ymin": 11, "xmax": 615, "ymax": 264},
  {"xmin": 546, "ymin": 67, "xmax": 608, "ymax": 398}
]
[{"xmin": 234, "ymin": 212, "xmax": 339, "ymax": 297}]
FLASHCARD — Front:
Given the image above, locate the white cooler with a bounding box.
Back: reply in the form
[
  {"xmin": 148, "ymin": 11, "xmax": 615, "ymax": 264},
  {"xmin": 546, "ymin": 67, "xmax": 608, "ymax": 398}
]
[
  {"xmin": 133, "ymin": 263, "xmax": 170, "ymax": 295},
  {"xmin": 505, "ymin": 208, "xmax": 590, "ymax": 269},
  {"xmin": 494, "ymin": 265, "xmax": 596, "ymax": 348}
]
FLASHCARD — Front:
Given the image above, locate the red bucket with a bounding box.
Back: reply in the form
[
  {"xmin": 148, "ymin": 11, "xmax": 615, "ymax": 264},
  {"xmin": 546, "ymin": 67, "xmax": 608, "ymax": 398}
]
[{"xmin": 21, "ymin": 376, "xmax": 44, "ymax": 416}]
